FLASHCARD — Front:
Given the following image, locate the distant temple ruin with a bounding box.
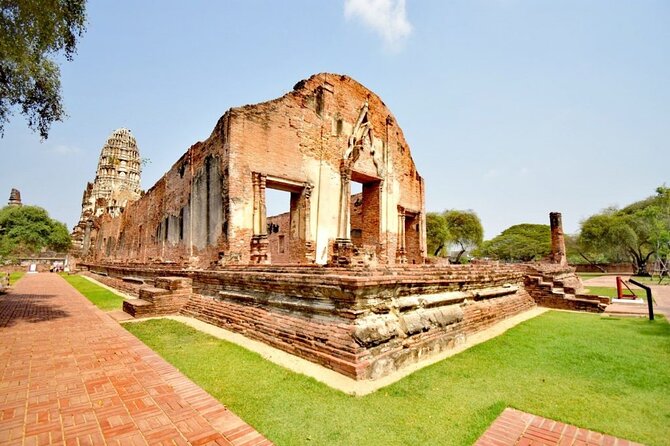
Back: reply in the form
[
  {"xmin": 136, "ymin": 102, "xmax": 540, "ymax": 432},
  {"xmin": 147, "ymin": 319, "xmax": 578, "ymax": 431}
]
[
  {"xmin": 76, "ymin": 74, "xmax": 604, "ymax": 381},
  {"xmin": 71, "ymin": 128, "xmax": 142, "ymax": 253},
  {"xmin": 7, "ymin": 188, "xmax": 22, "ymax": 207}
]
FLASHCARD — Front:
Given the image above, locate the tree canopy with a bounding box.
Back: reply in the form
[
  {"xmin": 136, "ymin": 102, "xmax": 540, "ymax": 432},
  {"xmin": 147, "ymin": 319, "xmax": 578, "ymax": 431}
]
[
  {"xmin": 0, "ymin": 205, "xmax": 71, "ymax": 260},
  {"xmin": 426, "ymin": 209, "xmax": 483, "ymax": 262},
  {"xmin": 577, "ymin": 186, "xmax": 670, "ymax": 275},
  {"xmin": 0, "ymin": 0, "xmax": 87, "ymax": 139},
  {"xmin": 478, "ymin": 224, "xmax": 551, "ymax": 262}
]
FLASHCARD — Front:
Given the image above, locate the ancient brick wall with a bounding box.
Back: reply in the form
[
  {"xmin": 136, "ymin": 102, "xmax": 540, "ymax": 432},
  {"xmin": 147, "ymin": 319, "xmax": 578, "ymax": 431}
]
[
  {"xmin": 266, "ymin": 213, "xmax": 291, "ymax": 264},
  {"xmin": 81, "ymin": 73, "xmax": 426, "ymax": 267},
  {"xmin": 87, "ymin": 129, "xmax": 230, "ymax": 269},
  {"xmin": 85, "ymin": 262, "xmax": 538, "ymax": 380},
  {"xmin": 574, "ymin": 263, "xmax": 633, "ymax": 274}
]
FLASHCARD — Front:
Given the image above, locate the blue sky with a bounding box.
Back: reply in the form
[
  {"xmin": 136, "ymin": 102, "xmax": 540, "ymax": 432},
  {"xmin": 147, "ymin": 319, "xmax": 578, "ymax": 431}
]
[{"xmin": 1, "ymin": 0, "xmax": 668, "ymax": 239}]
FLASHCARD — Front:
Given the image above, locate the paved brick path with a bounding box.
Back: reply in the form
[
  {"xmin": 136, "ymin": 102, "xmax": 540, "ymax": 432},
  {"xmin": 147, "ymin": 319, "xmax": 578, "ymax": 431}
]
[
  {"xmin": 475, "ymin": 408, "xmax": 643, "ymax": 446},
  {"xmin": 0, "ymin": 273, "xmax": 271, "ymax": 446},
  {"xmin": 583, "ymin": 275, "xmax": 670, "ymax": 318}
]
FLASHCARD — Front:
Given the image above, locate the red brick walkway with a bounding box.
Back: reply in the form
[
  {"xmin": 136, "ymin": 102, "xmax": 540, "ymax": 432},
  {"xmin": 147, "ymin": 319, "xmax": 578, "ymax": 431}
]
[
  {"xmin": 0, "ymin": 273, "xmax": 271, "ymax": 446},
  {"xmin": 475, "ymin": 408, "xmax": 643, "ymax": 446}
]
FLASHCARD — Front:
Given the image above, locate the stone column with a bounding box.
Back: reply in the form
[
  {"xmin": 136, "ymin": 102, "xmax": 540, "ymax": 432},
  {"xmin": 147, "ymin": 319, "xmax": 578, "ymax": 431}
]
[
  {"xmin": 333, "ymin": 163, "xmax": 353, "ymax": 265},
  {"xmin": 259, "ymin": 174, "xmax": 268, "ymax": 236},
  {"xmin": 549, "ymin": 212, "xmax": 567, "ymax": 266},
  {"xmin": 252, "ymin": 173, "xmax": 260, "ymax": 235},
  {"xmin": 303, "ymin": 184, "xmax": 313, "ymax": 241},
  {"xmin": 337, "ymin": 164, "xmax": 351, "ymax": 240},
  {"xmin": 396, "ymin": 207, "xmax": 407, "ymax": 264},
  {"xmin": 250, "ymin": 173, "xmax": 269, "ymax": 264},
  {"xmin": 302, "ymin": 184, "xmax": 315, "ymax": 263}
]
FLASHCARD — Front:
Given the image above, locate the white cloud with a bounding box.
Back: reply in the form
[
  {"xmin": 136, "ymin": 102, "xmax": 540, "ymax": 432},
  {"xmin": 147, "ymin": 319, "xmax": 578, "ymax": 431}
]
[{"xmin": 344, "ymin": 0, "xmax": 412, "ymax": 48}]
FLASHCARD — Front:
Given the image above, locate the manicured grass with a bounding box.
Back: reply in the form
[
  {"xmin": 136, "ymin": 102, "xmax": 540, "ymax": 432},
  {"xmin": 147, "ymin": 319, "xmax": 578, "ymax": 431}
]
[
  {"xmin": 631, "ymin": 275, "xmax": 670, "ymax": 286},
  {"xmin": 9, "ymin": 272, "xmax": 24, "ymax": 285},
  {"xmin": 61, "ymin": 274, "xmax": 125, "ymax": 311},
  {"xmin": 585, "ymin": 286, "xmax": 647, "ymax": 300},
  {"xmin": 125, "ymin": 312, "xmax": 670, "ymax": 446}
]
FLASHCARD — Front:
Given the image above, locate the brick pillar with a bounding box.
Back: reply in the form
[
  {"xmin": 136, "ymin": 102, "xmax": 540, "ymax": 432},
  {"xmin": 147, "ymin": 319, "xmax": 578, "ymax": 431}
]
[
  {"xmin": 251, "ymin": 173, "xmax": 269, "ymax": 264},
  {"xmin": 396, "ymin": 207, "xmax": 407, "ymax": 264},
  {"xmin": 549, "ymin": 212, "xmax": 567, "ymax": 266},
  {"xmin": 303, "ymin": 184, "xmax": 316, "ymax": 263},
  {"xmin": 333, "ymin": 163, "xmax": 353, "ymax": 265}
]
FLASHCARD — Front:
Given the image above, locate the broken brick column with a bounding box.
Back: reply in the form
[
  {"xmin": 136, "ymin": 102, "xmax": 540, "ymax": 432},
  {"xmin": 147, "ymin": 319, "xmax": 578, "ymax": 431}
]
[
  {"xmin": 251, "ymin": 172, "xmax": 269, "ymax": 263},
  {"xmin": 549, "ymin": 212, "xmax": 567, "ymax": 266}
]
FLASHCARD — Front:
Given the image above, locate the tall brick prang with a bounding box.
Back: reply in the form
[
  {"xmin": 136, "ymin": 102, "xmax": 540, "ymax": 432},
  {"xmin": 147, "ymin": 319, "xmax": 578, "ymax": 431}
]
[
  {"xmin": 7, "ymin": 188, "xmax": 22, "ymax": 207},
  {"xmin": 71, "ymin": 128, "xmax": 142, "ymax": 254}
]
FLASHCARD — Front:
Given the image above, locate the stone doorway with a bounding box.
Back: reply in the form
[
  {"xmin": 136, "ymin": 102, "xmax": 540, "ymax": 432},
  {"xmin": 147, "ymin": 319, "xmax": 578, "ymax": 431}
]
[
  {"xmin": 251, "ymin": 173, "xmax": 313, "ymax": 264},
  {"xmin": 349, "ymin": 171, "xmax": 381, "ymax": 254}
]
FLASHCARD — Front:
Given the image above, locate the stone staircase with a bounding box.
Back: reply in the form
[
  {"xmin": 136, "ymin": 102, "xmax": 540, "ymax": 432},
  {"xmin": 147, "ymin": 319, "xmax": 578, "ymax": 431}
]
[
  {"xmin": 525, "ymin": 275, "xmax": 610, "ymax": 313},
  {"xmin": 122, "ymin": 276, "xmax": 192, "ymax": 318}
]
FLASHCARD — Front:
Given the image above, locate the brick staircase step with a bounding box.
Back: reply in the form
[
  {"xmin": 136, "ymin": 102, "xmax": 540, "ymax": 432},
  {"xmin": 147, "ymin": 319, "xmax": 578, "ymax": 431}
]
[
  {"xmin": 139, "ymin": 286, "xmax": 171, "ymax": 303},
  {"xmin": 122, "ymin": 298, "xmax": 153, "ymax": 317}
]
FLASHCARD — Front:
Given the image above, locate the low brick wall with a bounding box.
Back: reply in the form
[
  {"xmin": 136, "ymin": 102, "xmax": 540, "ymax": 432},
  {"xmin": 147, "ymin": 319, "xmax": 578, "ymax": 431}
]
[
  {"xmin": 574, "ymin": 263, "xmax": 633, "ymax": 274},
  {"xmin": 82, "ymin": 262, "xmax": 540, "ymax": 380},
  {"xmin": 80, "ymin": 271, "xmax": 145, "ymax": 297}
]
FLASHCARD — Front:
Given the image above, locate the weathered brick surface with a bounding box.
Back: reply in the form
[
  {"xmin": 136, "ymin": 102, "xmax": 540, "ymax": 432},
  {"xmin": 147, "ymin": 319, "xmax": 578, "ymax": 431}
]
[
  {"xmin": 0, "ymin": 273, "xmax": 270, "ymax": 445},
  {"xmin": 475, "ymin": 408, "xmax": 643, "ymax": 446},
  {"xmin": 85, "ymin": 262, "xmax": 536, "ymax": 380},
  {"xmin": 524, "ymin": 276, "xmax": 609, "ymax": 313},
  {"xmin": 78, "ymin": 73, "xmax": 426, "ymax": 268}
]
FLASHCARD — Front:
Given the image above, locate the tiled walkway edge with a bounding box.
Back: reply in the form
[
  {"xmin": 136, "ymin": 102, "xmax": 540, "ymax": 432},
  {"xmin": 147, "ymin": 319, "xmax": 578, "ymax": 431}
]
[
  {"xmin": 0, "ymin": 273, "xmax": 270, "ymax": 446},
  {"xmin": 475, "ymin": 408, "xmax": 643, "ymax": 446}
]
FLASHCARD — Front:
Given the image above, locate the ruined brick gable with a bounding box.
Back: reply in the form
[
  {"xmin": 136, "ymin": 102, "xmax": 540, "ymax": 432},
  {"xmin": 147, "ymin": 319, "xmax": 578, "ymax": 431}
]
[{"xmin": 79, "ymin": 73, "xmax": 426, "ymax": 268}]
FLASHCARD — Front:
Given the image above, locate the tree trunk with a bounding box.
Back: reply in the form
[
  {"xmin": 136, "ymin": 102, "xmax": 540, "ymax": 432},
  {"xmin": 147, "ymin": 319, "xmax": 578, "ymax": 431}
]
[
  {"xmin": 578, "ymin": 251, "xmax": 606, "ymax": 273},
  {"xmin": 454, "ymin": 249, "xmax": 465, "ymax": 264},
  {"xmin": 629, "ymin": 248, "xmax": 653, "ymax": 276}
]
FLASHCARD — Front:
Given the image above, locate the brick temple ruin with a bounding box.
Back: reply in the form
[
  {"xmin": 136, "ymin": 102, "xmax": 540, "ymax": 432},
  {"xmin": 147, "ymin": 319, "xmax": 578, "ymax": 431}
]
[
  {"xmin": 7, "ymin": 188, "xmax": 22, "ymax": 207},
  {"xmin": 71, "ymin": 128, "xmax": 142, "ymax": 253},
  {"xmin": 74, "ymin": 73, "xmax": 608, "ymax": 381}
]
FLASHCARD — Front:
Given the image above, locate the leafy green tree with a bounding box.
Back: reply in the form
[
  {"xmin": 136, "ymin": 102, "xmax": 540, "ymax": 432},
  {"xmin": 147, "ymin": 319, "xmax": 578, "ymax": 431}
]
[
  {"xmin": 426, "ymin": 210, "xmax": 484, "ymax": 262},
  {"xmin": 578, "ymin": 186, "xmax": 670, "ymax": 275},
  {"xmin": 426, "ymin": 212, "xmax": 450, "ymax": 257},
  {"xmin": 0, "ymin": 205, "xmax": 71, "ymax": 259},
  {"xmin": 479, "ymin": 224, "xmax": 551, "ymax": 262},
  {"xmin": 443, "ymin": 210, "xmax": 483, "ymax": 263},
  {"xmin": 1, "ymin": 0, "xmax": 87, "ymax": 138}
]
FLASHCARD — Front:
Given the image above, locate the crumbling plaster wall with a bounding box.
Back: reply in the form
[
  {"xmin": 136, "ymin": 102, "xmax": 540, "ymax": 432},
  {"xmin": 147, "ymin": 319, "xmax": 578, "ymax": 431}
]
[
  {"xmin": 91, "ymin": 126, "xmax": 231, "ymax": 267},
  {"xmin": 225, "ymin": 73, "xmax": 425, "ymax": 265},
  {"xmin": 87, "ymin": 73, "xmax": 425, "ymax": 267}
]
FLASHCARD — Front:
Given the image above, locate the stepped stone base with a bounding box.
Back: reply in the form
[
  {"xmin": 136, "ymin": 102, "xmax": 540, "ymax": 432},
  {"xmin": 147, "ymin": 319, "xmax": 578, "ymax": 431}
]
[
  {"xmin": 83, "ymin": 262, "xmax": 611, "ymax": 380},
  {"xmin": 524, "ymin": 274, "xmax": 610, "ymax": 313},
  {"xmin": 123, "ymin": 277, "xmax": 192, "ymax": 317},
  {"xmin": 85, "ymin": 263, "xmax": 536, "ymax": 380}
]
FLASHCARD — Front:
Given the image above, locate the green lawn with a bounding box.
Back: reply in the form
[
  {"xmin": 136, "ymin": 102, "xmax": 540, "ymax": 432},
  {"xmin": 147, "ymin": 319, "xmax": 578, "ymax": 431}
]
[
  {"xmin": 630, "ymin": 275, "xmax": 670, "ymax": 286},
  {"xmin": 61, "ymin": 274, "xmax": 125, "ymax": 311},
  {"xmin": 125, "ymin": 312, "xmax": 670, "ymax": 446},
  {"xmin": 585, "ymin": 286, "xmax": 647, "ymax": 300},
  {"xmin": 9, "ymin": 272, "xmax": 24, "ymax": 285}
]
